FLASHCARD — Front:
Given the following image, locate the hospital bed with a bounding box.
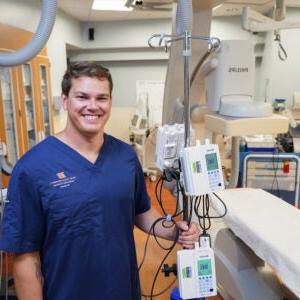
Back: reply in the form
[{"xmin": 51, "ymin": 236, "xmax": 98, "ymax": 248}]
[{"xmin": 211, "ymin": 188, "xmax": 300, "ymax": 300}]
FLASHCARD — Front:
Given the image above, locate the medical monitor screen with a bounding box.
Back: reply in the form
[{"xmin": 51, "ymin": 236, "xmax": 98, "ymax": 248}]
[
  {"xmin": 139, "ymin": 118, "xmax": 147, "ymax": 129},
  {"xmin": 131, "ymin": 114, "xmax": 139, "ymax": 127},
  {"xmin": 205, "ymin": 153, "xmax": 219, "ymax": 171},
  {"xmin": 198, "ymin": 259, "xmax": 212, "ymax": 276}
]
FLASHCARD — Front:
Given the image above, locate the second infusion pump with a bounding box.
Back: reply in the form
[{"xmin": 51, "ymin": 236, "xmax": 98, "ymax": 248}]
[{"xmin": 181, "ymin": 141, "xmax": 224, "ymax": 196}]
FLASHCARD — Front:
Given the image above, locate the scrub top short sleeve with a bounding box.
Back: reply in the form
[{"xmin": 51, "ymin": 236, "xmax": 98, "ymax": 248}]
[
  {"xmin": 0, "ymin": 135, "xmax": 151, "ymax": 300},
  {"xmin": 134, "ymin": 156, "xmax": 151, "ymax": 215},
  {"xmin": 0, "ymin": 164, "xmax": 45, "ymax": 253}
]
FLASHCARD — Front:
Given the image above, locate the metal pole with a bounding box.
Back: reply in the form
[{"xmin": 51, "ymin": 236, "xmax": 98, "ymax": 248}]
[
  {"xmin": 183, "ymin": 31, "xmax": 190, "ymax": 148},
  {"xmin": 183, "ymin": 30, "xmax": 191, "ymax": 222}
]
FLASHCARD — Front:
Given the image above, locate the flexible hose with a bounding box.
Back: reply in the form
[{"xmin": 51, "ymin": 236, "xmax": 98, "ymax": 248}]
[
  {"xmin": 0, "ymin": 156, "xmax": 13, "ymax": 176},
  {"xmin": 176, "ymin": 0, "xmax": 193, "ymax": 35},
  {"xmin": 0, "ymin": 0, "xmax": 57, "ymax": 66}
]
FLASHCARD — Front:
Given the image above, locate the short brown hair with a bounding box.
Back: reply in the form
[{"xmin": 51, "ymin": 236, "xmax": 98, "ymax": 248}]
[{"xmin": 61, "ymin": 61, "xmax": 113, "ymax": 96}]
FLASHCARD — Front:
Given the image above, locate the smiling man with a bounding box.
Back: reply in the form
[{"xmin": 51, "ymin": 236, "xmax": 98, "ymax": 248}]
[{"xmin": 0, "ymin": 61, "xmax": 199, "ymax": 300}]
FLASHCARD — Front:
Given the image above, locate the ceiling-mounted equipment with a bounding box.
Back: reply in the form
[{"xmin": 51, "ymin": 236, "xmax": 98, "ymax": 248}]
[{"xmin": 125, "ymin": 0, "xmax": 172, "ymax": 11}]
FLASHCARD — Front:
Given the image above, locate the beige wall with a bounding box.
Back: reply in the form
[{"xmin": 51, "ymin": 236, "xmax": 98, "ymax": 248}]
[
  {"xmin": 53, "ymin": 110, "xmax": 67, "ymax": 134},
  {"xmin": 105, "ymin": 107, "xmax": 136, "ymax": 142}
]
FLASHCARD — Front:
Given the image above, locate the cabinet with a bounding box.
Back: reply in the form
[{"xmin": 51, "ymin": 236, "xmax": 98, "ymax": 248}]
[{"xmin": 0, "ymin": 23, "xmax": 54, "ymax": 187}]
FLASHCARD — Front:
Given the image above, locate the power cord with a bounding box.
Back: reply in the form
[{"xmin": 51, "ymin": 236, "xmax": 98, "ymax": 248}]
[
  {"xmin": 193, "ymin": 193, "xmax": 227, "ymax": 236},
  {"xmin": 140, "ymin": 170, "xmax": 227, "ymax": 299},
  {"xmin": 274, "ymin": 31, "xmax": 288, "ymax": 61},
  {"xmin": 139, "ymin": 173, "xmax": 184, "ymax": 299},
  {"xmin": 139, "ymin": 215, "xmax": 180, "ymax": 299}
]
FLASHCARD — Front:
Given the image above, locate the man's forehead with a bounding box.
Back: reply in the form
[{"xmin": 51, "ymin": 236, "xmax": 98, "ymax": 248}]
[
  {"xmin": 71, "ymin": 76, "xmax": 109, "ymax": 85},
  {"xmin": 70, "ymin": 77, "xmax": 110, "ymax": 92}
]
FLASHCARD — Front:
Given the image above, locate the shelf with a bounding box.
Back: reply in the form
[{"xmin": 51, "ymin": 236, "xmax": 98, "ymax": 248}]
[{"xmin": 205, "ymin": 113, "xmax": 289, "ymax": 136}]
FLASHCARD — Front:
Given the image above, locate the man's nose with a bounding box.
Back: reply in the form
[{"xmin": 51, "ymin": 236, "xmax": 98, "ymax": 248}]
[{"xmin": 87, "ymin": 98, "xmax": 97, "ymax": 109}]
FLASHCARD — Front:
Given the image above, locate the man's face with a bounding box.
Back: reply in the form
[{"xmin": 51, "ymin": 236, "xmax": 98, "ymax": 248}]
[{"xmin": 62, "ymin": 76, "xmax": 112, "ymax": 137}]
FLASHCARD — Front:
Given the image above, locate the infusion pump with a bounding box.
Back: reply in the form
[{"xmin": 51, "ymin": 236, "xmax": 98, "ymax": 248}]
[
  {"xmin": 181, "ymin": 140, "xmax": 224, "ymax": 196},
  {"xmin": 177, "ymin": 238, "xmax": 217, "ymax": 299}
]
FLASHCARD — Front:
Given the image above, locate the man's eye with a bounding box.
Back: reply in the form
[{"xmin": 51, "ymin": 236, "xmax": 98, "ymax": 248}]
[{"xmin": 97, "ymin": 97, "xmax": 109, "ymax": 102}]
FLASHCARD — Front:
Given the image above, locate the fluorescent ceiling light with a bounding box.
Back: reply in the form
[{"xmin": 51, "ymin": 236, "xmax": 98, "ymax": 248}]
[
  {"xmin": 92, "ymin": 0, "xmax": 133, "ymax": 11},
  {"xmin": 213, "ymin": 4, "xmax": 223, "ymax": 11}
]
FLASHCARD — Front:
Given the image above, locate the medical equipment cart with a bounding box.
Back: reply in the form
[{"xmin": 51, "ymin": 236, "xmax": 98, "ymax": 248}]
[{"xmin": 239, "ymin": 152, "xmax": 300, "ymax": 207}]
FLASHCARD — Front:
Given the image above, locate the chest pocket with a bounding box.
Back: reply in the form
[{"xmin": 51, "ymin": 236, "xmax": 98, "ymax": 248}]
[{"xmin": 47, "ymin": 190, "xmax": 103, "ymax": 240}]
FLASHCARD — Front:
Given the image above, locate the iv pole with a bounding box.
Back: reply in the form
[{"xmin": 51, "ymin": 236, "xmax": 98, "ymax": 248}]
[
  {"xmin": 148, "ymin": 0, "xmax": 194, "ymax": 222},
  {"xmin": 183, "ymin": 28, "xmax": 191, "ymax": 221},
  {"xmin": 148, "ymin": 0, "xmax": 220, "ymax": 222}
]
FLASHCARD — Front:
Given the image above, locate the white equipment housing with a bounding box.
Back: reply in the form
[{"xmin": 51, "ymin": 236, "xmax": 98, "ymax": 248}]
[
  {"xmin": 205, "ymin": 40, "xmax": 272, "ymax": 118},
  {"xmin": 155, "ymin": 124, "xmax": 185, "ymax": 171},
  {"xmin": 155, "ymin": 124, "xmax": 195, "ymax": 171}
]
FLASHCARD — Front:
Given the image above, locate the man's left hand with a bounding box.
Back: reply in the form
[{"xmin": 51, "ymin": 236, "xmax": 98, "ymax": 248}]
[{"xmin": 176, "ymin": 221, "xmax": 200, "ymax": 249}]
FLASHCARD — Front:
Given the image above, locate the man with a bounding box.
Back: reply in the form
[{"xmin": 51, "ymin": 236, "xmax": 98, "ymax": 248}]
[{"xmin": 0, "ymin": 61, "xmax": 199, "ymax": 300}]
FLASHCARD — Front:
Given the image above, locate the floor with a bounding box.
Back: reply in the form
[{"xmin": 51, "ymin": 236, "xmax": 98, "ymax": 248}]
[{"xmin": 134, "ymin": 177, "xmax": 223, "ymax": 300}]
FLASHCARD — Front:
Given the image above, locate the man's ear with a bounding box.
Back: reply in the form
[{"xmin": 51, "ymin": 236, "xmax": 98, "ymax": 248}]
[{"xmin": 61, "ymin": 93, "xmax": 68, "ymax": 110}]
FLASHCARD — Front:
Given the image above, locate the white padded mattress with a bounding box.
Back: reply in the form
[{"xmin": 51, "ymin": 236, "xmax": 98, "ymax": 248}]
[{"xmin": 211, "ymin": 188, "xmax": 300, "ymax": 298}]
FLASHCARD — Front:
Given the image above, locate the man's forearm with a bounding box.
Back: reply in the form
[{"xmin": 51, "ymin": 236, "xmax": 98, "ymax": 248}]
[
  {"xmin": 135, "ymin": 207, "xmax": 200, "ymax": 248},
  {"xmin": 13, "ymin": 252, "xmax": 43, "ymax": 300},
  {"xmin": 135, "ymin": 208, "xmax": 177, "ymax": 240}
]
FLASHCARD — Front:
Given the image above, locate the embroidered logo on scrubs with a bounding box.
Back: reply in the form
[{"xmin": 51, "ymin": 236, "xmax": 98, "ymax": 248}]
[
  {"xmin": 50, "ymin": 172, "xmax": 77, "ymax": 189},
  {"xmin": 56, "ymin": 172, "xmax": 66, "ymax": 179}
]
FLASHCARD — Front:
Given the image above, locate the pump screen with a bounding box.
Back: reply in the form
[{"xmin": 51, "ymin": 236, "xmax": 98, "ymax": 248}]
[
  {"xmin": 205, "ymin": 153, "xmax": 219, "ymax": 171},
  {"xmin": 198, "ymin": 259, "xmax": 212, "ymax": 276}
]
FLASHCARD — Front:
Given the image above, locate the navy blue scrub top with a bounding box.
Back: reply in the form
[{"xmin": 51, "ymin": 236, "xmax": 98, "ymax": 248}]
[{"xmin": 0, "ymin": 134, "xmax": 151, "ymax": 300}]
